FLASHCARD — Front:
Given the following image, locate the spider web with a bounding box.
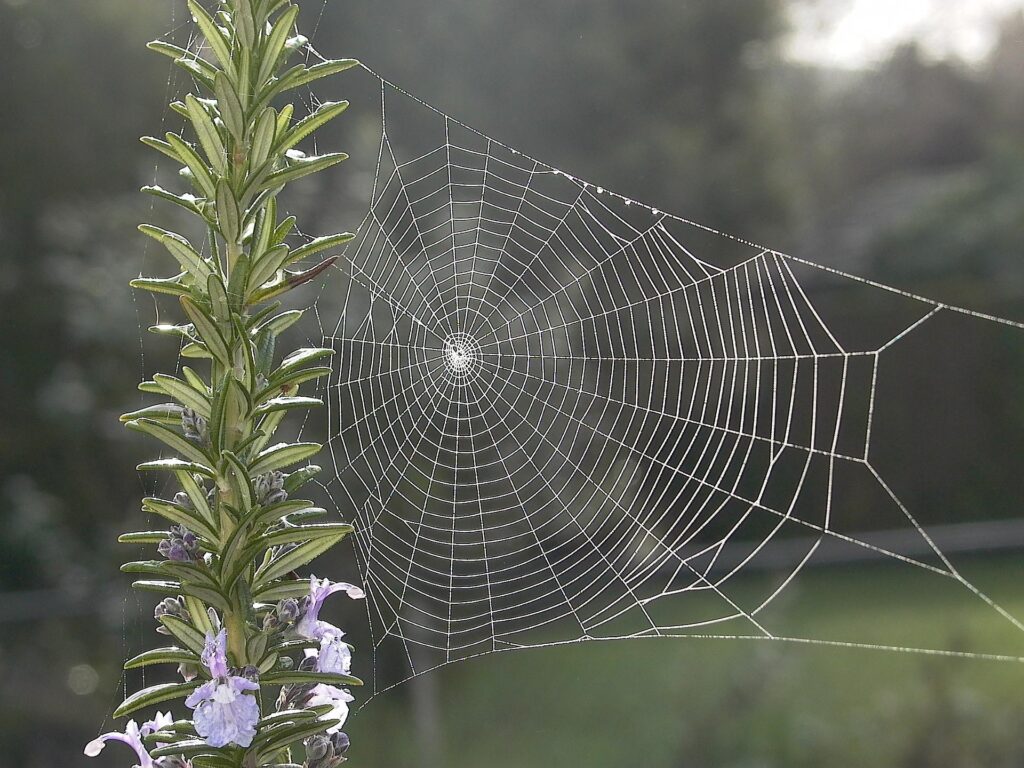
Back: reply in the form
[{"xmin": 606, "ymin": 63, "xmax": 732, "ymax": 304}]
[
  {"xmin": 127, "ymin": 4, "xmax": 1024, "ymax": 709},
  {"xmin": 291, "ymin": 60, "xmax": 1024, "ymax": 699}
]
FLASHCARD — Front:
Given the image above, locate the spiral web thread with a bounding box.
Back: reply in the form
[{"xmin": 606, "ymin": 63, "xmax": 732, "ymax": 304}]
[{"xmin": 281, "ymin": 60, "xmax": 1024, "ymax": 699}]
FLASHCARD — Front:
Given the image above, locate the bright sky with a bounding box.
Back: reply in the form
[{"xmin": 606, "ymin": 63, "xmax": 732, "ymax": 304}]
[{"xmin": 786, "ymin": 0, "xmax": 1024, "ymax": 67}]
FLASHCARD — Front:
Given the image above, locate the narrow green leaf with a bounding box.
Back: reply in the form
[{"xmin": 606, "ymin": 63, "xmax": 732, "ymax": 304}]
[
  {"xmin": 271, "ymin": 101, "xmax": 293, "ymax": 136},
  {"xmin": 118, "ymin": 531, "xmax": 169, "ymax": 545},
  {"xmin": 142, "ymin": 497, "xmax": 218, "ymax": 541},
  {"xmin": 131, "ymin": 275, "xmax": 191, "ymax": 297},
  {"xmin": 276, "ymin": 58, "xmax": 359, "ymax": 95},
  {"xmin": 255, "ymin": 309, "xmax": 303, "ymax": 336},
  {"xmin": 260, "ymin": 523, "xmax": 354, "ymax": 550},
  {"xmin": 165, "ymin": 133, "xmax": 216, "ymax": 197},
  {"xmin": 254, "ymin": 720, "xmax": 341, "ymax": 763},
  {"xmin": 232, "ymin": 314, "xmax": 258, "ymax": 392},
  {"xmin": 181, "ymin": 583, "xmax": 231, "ymax": 612},
  {"xmin": 215, "ymin": 178, "xmax": 241, "ymax": 244},
  {"xmin": 247, "ymin": 499, "xmax": 314, "ymax": 527},
  {"xmin": 226, "ymin": 251, "xmax": 251, "ymax": 310},
  {"xmin": 159, "ymin": 615, "xmax": 209, "ymax": 656},
  {"xmin": 250, "ymin": 442, "xmax": 320, "ymax": 476},
  {"xmin": 131, "ymin": 580, "xmax": 181, "ymax": 595},
  {"xmin": 120, "ymin": 403, "xmax": 183, "ymax": 425},
  {"xmin": 207, "ymin": 373, "xmax": 230, "ymax": 453},
  {"xmin": 185, "ymin": 94, "xmax": 226, "ymax": 174},
  {"xmin": 141, "ymin": 135, "xmax": 180, "ymax": 163},
  {"xmin": 257, "ymin": 367, "xmax": 331, "ymax": 404},
  {"xmin": 124, "ymin": 647, "xmax": 199, "ymax": 670},
  {"xmin": 258, "ymin": 709, "xmax": 320, "ymax": 729},
  {"xmin": 149, "ymin": 323, "xmax": 193, "ymax": 340},
  {"xmin": 247, "ymin": 244, "xmax": 291, "ymax": 291},
  {"xmin": 139, "ymin": 225, "xmax": 212, "ymax": 282},
  {"xmin": 181, "ymin": 296, "xmax": 231, "ymax": 365},
  {"xmin": 181, "ymin": 343, "xmax": 213, "ymax": 359},
  {"xmin": 260, "ymin": 152, "xmax": 348, "ymax": 192},
  {"xmin": 272, "ymin": 214, "xmax": 297, "ymax": 244},
  {"xmin": 252, "ymin": 197, "xmax": 277, "ymax": 259},
  {"xmin": 261, "ymin": 670, "xmax": 362, "ymax": 687},
  {"xmin": 114, "ymin": 681, "xmax": 200, "ymax": 719},
  {"xmin": 253, "ymin": 396, "xmax": 322, "ymax": 416},
  {"xmin": 253, "ymin": 578, "xmax": 311, "ymax": 602},
  {"xmin": 186, "ymin": 0, "xmax": 233, "ymax": 74},
  {"xmin": 207, "ymin": 274, "xmax": 230, "ymax": 325},
  {"xmin": 287, "ymin": 232, "xmax": 355, "ymax": 265},
  {"xmin": 174, "ymin": 470, "xmax": 216, "ymax": 530},
  {"xmin": 143, "ymin": 185, "xmax": 204, "ymax": 216},
  {"xmin": 121, "ymin": 561, "xmax": 215, "ymax": 587},
  {"xmin": 237, "ymin": 44, "xmax": 252, "ymax": 111},
  {"xmin": 257, "ymin": 5, "xmax": 299, "ymax": 86},
  {"xmin": 285, "ymin": 508, "xmax": 329, "ymax": 524},
  {"xmin": 282, "ymin": 464, "xmax": 321, "ymax": 494},
  {"xmin": 249, "ymin": 409, "xmax": 285, "ymax": 456},
  {"xmin": 152, "ymin": 373, "xmax": 211, "ymax": 418},
  {"xmin": 183, "ymin": 366, "xmax": 209, "ymax": 392},
  {"xmin": 138, "ymin": 458, "xmax": 215, "ymax": 477},
  {"xmin": 254, "ymin": 529, "xmax": 347, "ymax": 586},
  {"xmin": 184, "ymin": 594, "xmax": 216, "ymax": 636},
  {"xmin": 147, "ymin": 40, "xmax": 218, "ymax": 83},
  {"xmin": 233, "ymin": 0, "xmax": 256, "ymax": 47},
  {"xmin": 220, "ymin": 451, "xmax": 254, "ymax": 512},
  {"xmin": 277, "ymin": 347, "xmax": 334, "ymax": 374},
  {"xmin": 126, "ymin": 419, "xmax": 211, "ymax": 466},
  {"xmin": 214, "ymin": 72, "xmax": 245, "ymax": 144},
  {"xmin": 151, "ymin": 741, "xmax": 224, "ymax": 760},
  {"xmin": 250, "ymin": 107, "xmax": 277, "ymax": 171},
  {"xmin": 278, "ymin": 101, "xmax": 349, "ymax": 153},
  {"xmin": 173, "ymin": 57, "xmax": 217, "ymax": 88}
]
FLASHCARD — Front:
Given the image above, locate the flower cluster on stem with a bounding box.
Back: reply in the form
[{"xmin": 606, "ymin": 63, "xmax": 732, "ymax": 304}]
[{"xmin": 88, "ymin": 1, "xmax": 364, "ymax": 766}]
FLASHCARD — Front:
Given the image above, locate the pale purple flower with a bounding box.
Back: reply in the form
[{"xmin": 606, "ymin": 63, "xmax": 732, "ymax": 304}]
[
  {"xmin": 143, "ymin": 712, "xmax": 175, "ymax": 734},
  {"xmin": 296, "ymin": 576, "xmax": 364, "ymax": 641},
  {"xmin": 313, "ymin": 635, "xmax": 352, "ymax": 676},
  {"xmin": 306, "ymin": 684, "xmax": 354, "ymax": 734},
  {"xmin": 184, "ymin": 630, "xmax": 260, "ymax": 748},
  {"xmin": 84, "ymin": 719, "xmax": 155, "ymax": 767},
  {"xmin": 142, "ymin": 712, "xmax": 176, "ymax": 747}
]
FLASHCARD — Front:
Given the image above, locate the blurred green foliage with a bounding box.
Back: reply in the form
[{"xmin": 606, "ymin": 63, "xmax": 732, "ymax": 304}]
[{"xmin": 1, "ymin": 1, "xmax": 1024, "ymax": 766}]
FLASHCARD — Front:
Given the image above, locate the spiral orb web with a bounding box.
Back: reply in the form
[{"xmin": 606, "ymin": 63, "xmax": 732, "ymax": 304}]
[{"xmin": 308, "ymin": 65, "xmax": 1024, "ymax": 697}]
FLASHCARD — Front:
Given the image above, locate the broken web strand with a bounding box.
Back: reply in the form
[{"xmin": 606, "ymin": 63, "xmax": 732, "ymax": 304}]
[{"xmin": 287, "ymin": 54, "xmax": 1024, "ymax": 703}]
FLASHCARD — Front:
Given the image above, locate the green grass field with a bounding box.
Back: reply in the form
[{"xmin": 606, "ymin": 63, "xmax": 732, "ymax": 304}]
[{"xmin": 350, "ymin": 556, "xmax": 1024, "ymax": 767}]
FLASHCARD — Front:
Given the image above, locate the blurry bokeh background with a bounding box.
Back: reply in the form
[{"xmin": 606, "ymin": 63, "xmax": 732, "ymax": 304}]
[{"xmin": 2, "ymin": 0, "xmax": 1024, "ymax": 765}]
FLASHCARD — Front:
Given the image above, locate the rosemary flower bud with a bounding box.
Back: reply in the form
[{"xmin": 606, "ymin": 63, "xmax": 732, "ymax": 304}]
[
  {"xmin": 263, "ymin": 597, "xmax": 303, "ymax": 631},
  {"xmin": 304, "ymin": 731, "xmax": 350, "ymax": 768},
  {"xmin": 240, "ymin": 665, "xmax": 261, "ymax": 682},
  {"xmin": 155, "ymin": 596, "xmax": 189, "ymax": 634},
  {"xmin": 332, "ymin": 732, "xmax": 351, "ymax": 755},
  {"xmin": 157, "ymin": 524, "xmax": 199, "ymax": 562},
  {"xmin": 255, "ymin": 471, "xmax": 288, "ymax": 505},
  {"xmin": 181, "ymin": 408, "xmax": 208, "ymax": 443},
  {"xmin": 306, "ymin": 735, "xmax": 330, "ymax": 762}
]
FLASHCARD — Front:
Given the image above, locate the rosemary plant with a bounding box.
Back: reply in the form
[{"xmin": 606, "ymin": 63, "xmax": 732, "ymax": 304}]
[{"xmin": 85, "ymin": 2, "xmax": 362, "ymax": 766}]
